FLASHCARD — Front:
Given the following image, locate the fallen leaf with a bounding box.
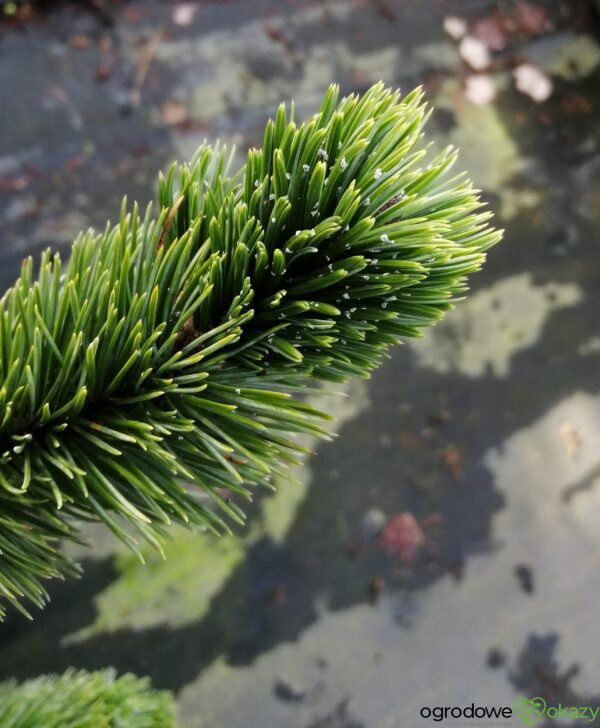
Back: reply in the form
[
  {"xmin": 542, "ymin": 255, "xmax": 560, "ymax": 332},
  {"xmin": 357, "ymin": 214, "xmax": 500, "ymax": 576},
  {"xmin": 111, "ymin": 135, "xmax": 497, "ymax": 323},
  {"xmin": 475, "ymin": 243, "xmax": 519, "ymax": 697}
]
[
  {"xmin": 70, "ymin": 34, "xmax": 90, "ymax": 50},
  {"xmin": 172, "ymin": 2, "xmax": 197, "ymax": 27},
  {"xmin": 397, "ymin": 431, "xmax": 421, "ymax": 449},
  {"xmin": 515, "ymin": 1, "xmax": 551, "ymax": 35},
  {"xmin": 95, "ymin": 64, "xmax": 113, "ymax": 82},
  {"xmin": 560, "ymin": 421, "xmax": 581, "ymax": 457},
  {"xmin": 459, "ymin": 35, "xmax": 491, "ymax": 70},
  {"xmin": 65, "ymin": 155, "xmax": 86, "ymax": 173},
  {"xmin": 0, "ymin": 170, "xmax": 36, "ymax": 192},
  {"xmin": 372, "ymin": 0, "xmax": 396, "ymax": 21},
  {"xmin": 368, "ymin": 576, "xmax": 385, "ymax": 604},
  {"xmin": 122, "ymin": 5, "xmax": 144, "ymax": 22},
  {"xmin": 513, "ymin": 63, "xmax": 553, "ymax": 102},
  {"xmin": 161, "ymin": 99, "xmax": 188, "ymax": 126},
  {"xmin": 99, "ymin": 34, "xmax": 112, "ymax": 54},
  {"xmin": 264, "ymin": 23, "xmax": 293, "ymax": 54},
  {"xmin": 380, "ymin": 513, "xmax": 426, "ymax": 564},
  {"xmin": 442, "ymin": 444, "xmax": 463, "ymax": 479},
  {"xmin": 560, "ymin": 93, "xmax": 593, "ymax": 116},
  {"xmin": 49, "ymin": 85, "xmax": 69, "ymax": 103},
  {"xmin": 472, "ymin": 16, "xmax": 507, "ymax": 51}
]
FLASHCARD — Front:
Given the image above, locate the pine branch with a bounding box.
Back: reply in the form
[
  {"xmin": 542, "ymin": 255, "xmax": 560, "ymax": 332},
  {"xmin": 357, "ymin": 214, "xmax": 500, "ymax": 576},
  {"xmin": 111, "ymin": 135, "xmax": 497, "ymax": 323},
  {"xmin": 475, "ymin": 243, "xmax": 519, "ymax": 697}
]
[
  {"xmin": 0, "ymin": 83, "xmax": 502, "ymax": 618},
  {"xmin": 0, "ymin": 669, "xmax": 175, "ymax": 727}
]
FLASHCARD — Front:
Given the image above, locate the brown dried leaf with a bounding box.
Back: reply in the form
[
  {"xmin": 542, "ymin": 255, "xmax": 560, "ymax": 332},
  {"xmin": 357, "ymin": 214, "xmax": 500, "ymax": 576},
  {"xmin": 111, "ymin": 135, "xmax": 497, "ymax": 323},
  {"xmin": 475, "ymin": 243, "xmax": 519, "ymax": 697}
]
[
  {"xmin": 95, "ymin": 64, "xmax": 113, "ymax": 82},
  {"xmin": 70, "ymin": 34, "xmax": 90, "ymax": 50},
  {"xmin": 472, "ymin": 16, "xmax": 507, "ymax": 51},
  {"xmin": 515, "ymin": 1, "xmax": 552, "ymax": 35},
  {"xmin": 161, "ymin": 99, "xmax": 188, "ymax": 126},
  {"xmin": 442, "ymin": 444, "xmax": 463, "ymax": 479},
  {"xmin": 560, "ymin": 422, "xmax": 581, "ymax": 457}
]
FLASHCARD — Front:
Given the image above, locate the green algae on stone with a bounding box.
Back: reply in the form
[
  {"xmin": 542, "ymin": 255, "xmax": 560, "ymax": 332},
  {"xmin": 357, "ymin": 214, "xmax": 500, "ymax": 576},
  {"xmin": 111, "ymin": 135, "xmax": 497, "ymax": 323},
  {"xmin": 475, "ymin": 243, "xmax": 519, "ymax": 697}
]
[
  {"xmin": 430, "ymin": 79, "xmax": 541, "ymax": 219},
  {"xmin": 523, "ymin": 33, "xmax": 600, "ymax": 81},
  {"xmin": 66, "ymin": 528, "xmax": 245, "ymax": 637},
  {"xmin": 408, "ymin": 273, "xmax": 582, "ymax": 378}
]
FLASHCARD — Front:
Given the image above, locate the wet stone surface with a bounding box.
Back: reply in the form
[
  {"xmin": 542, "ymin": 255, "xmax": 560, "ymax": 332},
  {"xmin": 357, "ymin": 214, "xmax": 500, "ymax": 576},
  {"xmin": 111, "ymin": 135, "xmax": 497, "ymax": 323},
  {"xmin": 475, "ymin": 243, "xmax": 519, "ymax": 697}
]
[{"xmin": 1, "ymin": 1, "xmax": 600, "ymax": 726}]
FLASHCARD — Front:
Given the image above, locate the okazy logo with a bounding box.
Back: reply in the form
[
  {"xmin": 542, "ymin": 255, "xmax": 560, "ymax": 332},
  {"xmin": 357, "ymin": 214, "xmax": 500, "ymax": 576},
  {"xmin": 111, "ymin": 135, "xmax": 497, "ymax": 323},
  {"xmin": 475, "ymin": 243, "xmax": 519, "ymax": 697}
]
[
  {"xmin": 513, "ymin": 697, "xmax": 546, "ymax": 725},
  {"xmin": 419, "ymin": 698, "xmax": 600, "ymax": 724},
  {"xmin": 513, "ymin": 697, "xmax": 600, "ymax": 725}
]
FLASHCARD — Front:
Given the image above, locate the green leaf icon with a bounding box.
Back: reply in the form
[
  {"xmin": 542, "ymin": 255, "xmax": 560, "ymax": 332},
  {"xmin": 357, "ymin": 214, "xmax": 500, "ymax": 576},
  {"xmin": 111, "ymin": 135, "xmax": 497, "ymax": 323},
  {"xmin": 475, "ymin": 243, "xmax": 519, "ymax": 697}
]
[{"xmin": 513, "ymin": 697, "xmax": 547, "ymax": 725}]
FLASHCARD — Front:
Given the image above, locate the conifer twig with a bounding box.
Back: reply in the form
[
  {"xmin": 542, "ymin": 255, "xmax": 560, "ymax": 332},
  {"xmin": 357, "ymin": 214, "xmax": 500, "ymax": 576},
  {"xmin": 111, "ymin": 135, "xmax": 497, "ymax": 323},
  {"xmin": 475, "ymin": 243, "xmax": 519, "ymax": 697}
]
[
  {"xmin": 0, "ymin": 83, "xmax": 502, "ymax": 618},
  {"xmin": 0, "ymin": 669, "xmax": 175, "ymax": 727}
]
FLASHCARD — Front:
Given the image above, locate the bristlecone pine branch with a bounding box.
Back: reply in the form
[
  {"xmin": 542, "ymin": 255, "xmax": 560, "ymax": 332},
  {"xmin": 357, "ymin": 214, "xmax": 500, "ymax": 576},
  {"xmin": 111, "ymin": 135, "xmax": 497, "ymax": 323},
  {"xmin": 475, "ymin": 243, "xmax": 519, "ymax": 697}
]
[
  {"xmin": 0, "ymin": 83, "xmax": 502, "ymax": 618},
  {"xmin": 0, "ymin": 669, "xmax": 175, "ymax": 726}
]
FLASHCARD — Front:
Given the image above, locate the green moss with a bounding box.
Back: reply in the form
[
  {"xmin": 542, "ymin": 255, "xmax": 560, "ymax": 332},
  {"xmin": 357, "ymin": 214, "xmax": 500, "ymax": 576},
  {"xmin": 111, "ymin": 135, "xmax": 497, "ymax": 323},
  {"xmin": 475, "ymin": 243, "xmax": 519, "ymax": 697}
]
[{"xmin": 68, "ymin": 529, "xmax": 244, "ymax": 638}]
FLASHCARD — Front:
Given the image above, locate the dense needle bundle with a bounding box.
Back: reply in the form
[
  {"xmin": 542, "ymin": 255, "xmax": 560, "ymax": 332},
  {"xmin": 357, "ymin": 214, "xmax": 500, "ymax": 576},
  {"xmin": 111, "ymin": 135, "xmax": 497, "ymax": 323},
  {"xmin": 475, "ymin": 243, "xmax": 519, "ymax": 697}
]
[
  {"xmin": 0, "ymin": 83, "xmax": 501, "ymax": 618},
  {"xmin": 0, "ymin": 669, "xmax": 175, "ymax": 727}
]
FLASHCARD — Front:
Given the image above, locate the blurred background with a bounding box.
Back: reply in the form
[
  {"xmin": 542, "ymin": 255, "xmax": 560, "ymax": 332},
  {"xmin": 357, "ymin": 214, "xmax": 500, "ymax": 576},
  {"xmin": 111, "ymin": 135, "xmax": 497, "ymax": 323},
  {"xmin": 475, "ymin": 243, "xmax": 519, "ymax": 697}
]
[{"xmin": 1, "ymin": 1, "xmax": 600, "ymax": 726}]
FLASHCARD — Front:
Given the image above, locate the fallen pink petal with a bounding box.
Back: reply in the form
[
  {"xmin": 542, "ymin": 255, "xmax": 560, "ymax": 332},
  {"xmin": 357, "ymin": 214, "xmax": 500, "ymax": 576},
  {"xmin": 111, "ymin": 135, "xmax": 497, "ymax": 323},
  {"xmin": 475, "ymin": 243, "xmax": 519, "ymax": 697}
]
[
  {"xmin": 459, "ymin": 35, "xmax": 492, "ymax": 70},
  {"xmin": 172, "ymin": 2, "xmax": 197, "ymax": 27},
  {"xmin": 514, "ymin": 63, "xmax": 553, "ymax": 101},
  {"xmin": 380, "ymin": 513, "xmax": 427, "ymax": 564},
  {"xmin": 465, "ymin": 74, "xmax": 497, "ymax": 105},
  {"xmin": 443, "ymin": 15, "xmax": 468, "ymax": 40}
]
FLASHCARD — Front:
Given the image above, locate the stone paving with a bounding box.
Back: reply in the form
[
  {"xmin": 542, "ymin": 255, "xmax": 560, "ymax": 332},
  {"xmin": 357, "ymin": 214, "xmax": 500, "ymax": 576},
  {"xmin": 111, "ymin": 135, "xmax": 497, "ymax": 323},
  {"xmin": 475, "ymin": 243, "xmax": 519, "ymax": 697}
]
[{"xmin": 1, "ymin": 1, "xmax": 600, "ymax": 726}]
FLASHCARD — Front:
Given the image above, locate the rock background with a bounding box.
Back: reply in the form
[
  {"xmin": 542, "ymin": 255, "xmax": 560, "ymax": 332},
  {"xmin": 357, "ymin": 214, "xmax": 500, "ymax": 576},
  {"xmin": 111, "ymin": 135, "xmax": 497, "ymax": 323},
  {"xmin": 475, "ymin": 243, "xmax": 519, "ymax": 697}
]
[{"xmin": 1, "ymin": 1, "xmax": 600, "ymax": 726}]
